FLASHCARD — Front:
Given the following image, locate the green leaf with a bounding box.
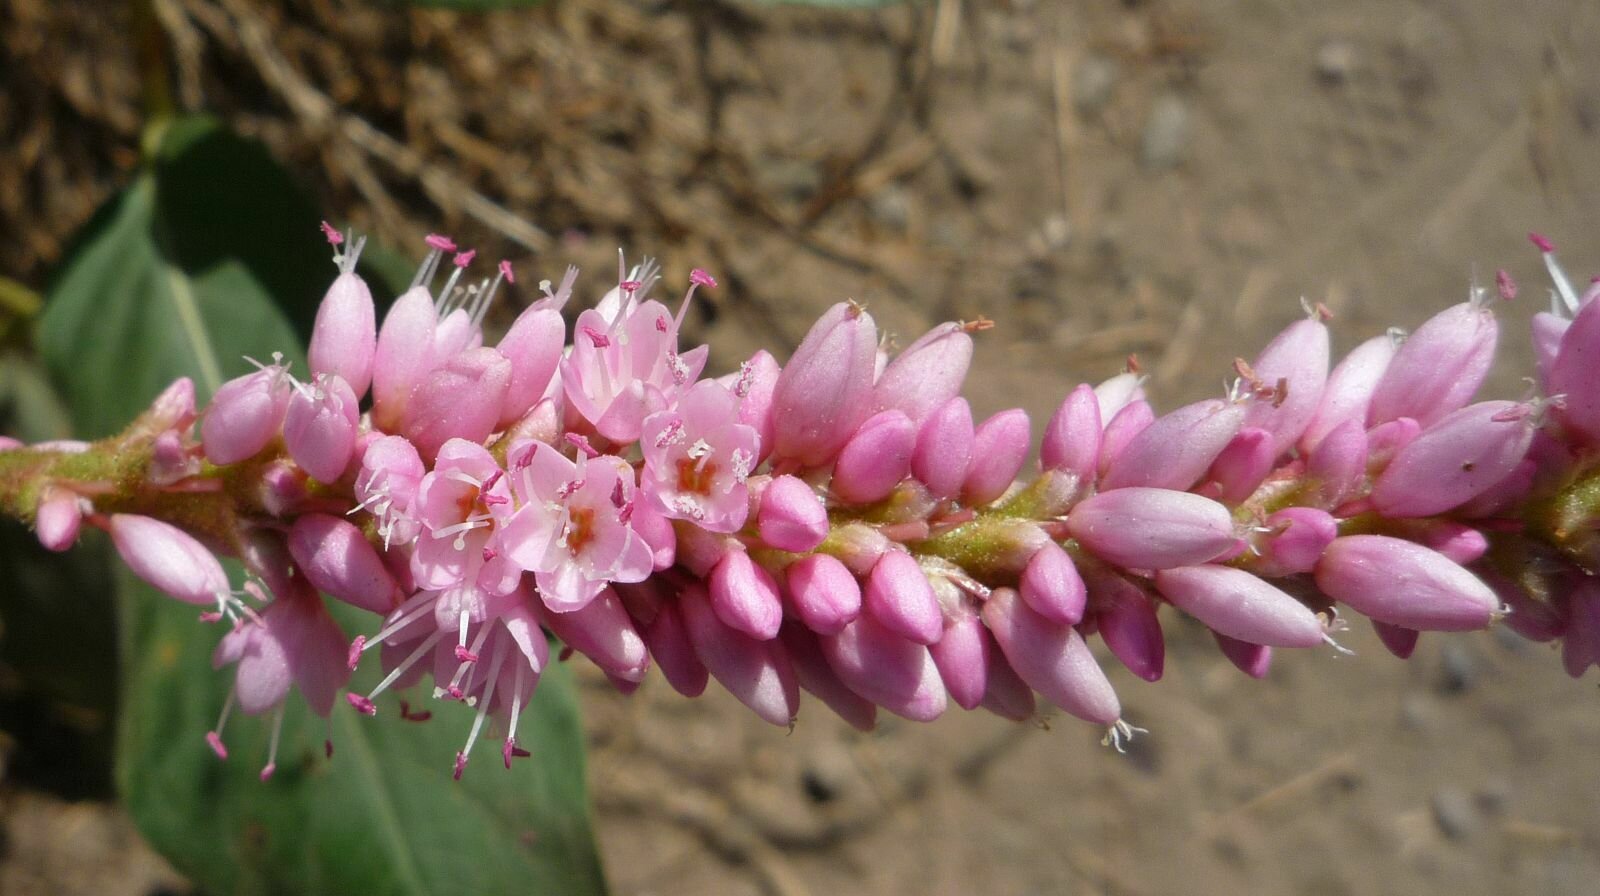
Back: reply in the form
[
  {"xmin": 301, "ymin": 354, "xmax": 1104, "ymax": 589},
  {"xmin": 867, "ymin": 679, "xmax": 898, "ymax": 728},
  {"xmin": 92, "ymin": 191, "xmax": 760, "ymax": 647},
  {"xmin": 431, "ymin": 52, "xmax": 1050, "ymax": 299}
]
[
  {"xmin": 38, "ymin": 115, "xmax": 325, "ymax": 438},
  {"xmin": 34, "ymin": 113, "xmax": 607, "ymax": 896},
  {"xmin": 118, "ymin": 573, "xmax": 607, "ymax": 896}
]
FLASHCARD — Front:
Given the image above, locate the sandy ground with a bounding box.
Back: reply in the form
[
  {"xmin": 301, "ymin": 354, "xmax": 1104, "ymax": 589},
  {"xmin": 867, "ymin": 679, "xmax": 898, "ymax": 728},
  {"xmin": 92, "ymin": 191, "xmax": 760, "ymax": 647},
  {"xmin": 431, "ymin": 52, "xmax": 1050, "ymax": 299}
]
[{"xmin": 3, "ymin": 1, "xmax": 1600, "ymax": 893}]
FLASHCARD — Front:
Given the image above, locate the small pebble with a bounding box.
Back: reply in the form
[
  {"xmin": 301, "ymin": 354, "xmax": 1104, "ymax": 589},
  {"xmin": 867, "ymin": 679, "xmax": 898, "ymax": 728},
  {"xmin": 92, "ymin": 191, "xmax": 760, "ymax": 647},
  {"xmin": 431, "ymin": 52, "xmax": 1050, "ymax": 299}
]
[
  {"xmin": 1315, "ymin": 39, "xmax": 1359, "ymax": 85},
  {"xmin": 1073, "ymin": 55, "xmax": 1119, "ymax": 113},
  {"xmin": 1140, "ymin": 94, "xmax": 1191, "ymax": 169},
  {"xmin": 1431, "ymin": 786, "xmax": 1479, "ymax": 841}
]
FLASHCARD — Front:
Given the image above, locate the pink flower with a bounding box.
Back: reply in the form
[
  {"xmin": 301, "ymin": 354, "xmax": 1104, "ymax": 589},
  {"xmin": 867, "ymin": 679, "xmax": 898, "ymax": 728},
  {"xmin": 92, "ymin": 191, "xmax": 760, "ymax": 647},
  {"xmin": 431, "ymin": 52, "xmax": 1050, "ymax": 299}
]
[
  {"xmin": 639, "ymin": 381, "xmax": 758, "ymax": 532},
  {"xmin": 411, "ymin": 439, "xmax": 517, "ymax": 595},
  {"xmin": 501, "ymin": 443, "xmax": 652, "ymax": 611}
]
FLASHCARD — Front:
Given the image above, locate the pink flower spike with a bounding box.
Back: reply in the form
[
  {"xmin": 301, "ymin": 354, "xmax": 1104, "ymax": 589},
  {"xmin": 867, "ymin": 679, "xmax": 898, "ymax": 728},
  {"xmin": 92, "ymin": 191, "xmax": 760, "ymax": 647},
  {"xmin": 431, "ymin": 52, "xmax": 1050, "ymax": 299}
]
[
  {"xmin": 1067, "ymin": 488, "xmax": 1241, "ymax": 571},
  {"xmin": 769, "ymin": 302, "xmax": 878, "ymax": 467},
  {"xmin": 1019, "ymin": 542, "xmax": 1087, "ymax": 626},
  {"xmin": 870, "ymin": 322, "xmax": 974, "ymax": 426},
  {"xmin": 863, "ymin": 550, "xmax": 944, "ymax": 646},
  {"xmin": 288, "ymin": 514, "xmax": 402, "ymax": 614},
  {"xmin": 819, "ymin": 613, "xmax": 946, "ymax": 722},
  {"xmin": 1314, "ymin": 535, "xmax": 1500, "ymax": 632},
  {"xmin": 1367, "ymin": 301, "xmax": 1498, "ymax": 429},
  {"xmin": 689, "ymin": 268, "xmax": 718, "ymax": 288},
  {"xmin": 785, "ymin": 553, "xmax": 862, "ymax": 636},
  {"xmin": 1370, "ymin": 400, "xmax": 1535, "ymax": 518},
  {"xmin": 284, "ymin": 374, "xmax": 360, "ymax": 484},
  {"xmin": 679, "ymin": 584, "xmax": 800, "ymax": 727},
  {"xmin": 1040, "ymin": 384, "xmax": 1101, "ymax": 478},
  {"xmin": 911, "ymin": 397, "xmax": 975, "ymax": 500},
  {"xmin": 757, "ymin": 475, "xmax": 829, "ymax": 552},
  {"xmin": 1154, "ymin": 565, "xmax": 1325, "ymax": 648},
  {"xmin": 982, "ymin": 588, "xmax": 1122, "ymax": 727},
  {"xmin": 830, "ymin": 409, "xmax": 916, "ymax": 505},
  {"xmin": 708, "ymin": 551, "xmax": 784, "ymax": 641},
  {"xmin": 962, "ymin": 408, "xmax": 1030, "ymax": 506},
  {"xmin": 35, "ymin": 487, "xmax": 82, "ymax": 552},
  {"xmin": 1102, "ymin": 398, "xmax": 1245, "ymax": 492},
  {"xmin": 109, "ymin": 514, "xmax": 229, "ymax": 606}
]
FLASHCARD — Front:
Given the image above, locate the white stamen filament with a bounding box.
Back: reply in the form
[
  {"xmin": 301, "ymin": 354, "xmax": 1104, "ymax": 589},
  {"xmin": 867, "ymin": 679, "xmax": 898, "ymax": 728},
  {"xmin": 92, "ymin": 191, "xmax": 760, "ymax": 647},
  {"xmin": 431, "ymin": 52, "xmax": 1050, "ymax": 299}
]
[{"xmin": 366, "ymin": 630, "xmax": 445, "ymax": 702}]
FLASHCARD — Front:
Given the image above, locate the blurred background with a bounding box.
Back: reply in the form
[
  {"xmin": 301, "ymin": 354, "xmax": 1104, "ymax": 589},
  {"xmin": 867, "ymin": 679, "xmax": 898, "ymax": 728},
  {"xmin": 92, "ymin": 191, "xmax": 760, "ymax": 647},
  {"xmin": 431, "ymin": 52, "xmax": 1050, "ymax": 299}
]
[{"xmin": 3, "ymin": 0, "xmax": 1600, "ymax": 893}]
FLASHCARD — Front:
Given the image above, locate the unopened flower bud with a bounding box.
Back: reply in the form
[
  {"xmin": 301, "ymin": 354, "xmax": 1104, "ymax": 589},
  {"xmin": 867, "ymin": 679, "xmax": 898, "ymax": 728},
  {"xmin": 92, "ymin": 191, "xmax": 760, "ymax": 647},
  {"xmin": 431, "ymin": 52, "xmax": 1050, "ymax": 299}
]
[
  {"xmin": 109, "ymin": 514, "xmax": 228, "ymax": 606},
  {"xmin": 1300, "ymin": 333, "xmax": 1395, "ymax": 452},
  {"xmin": 769, "ymin": 302, "xmax": 878, "ymax": 466},
  {"xmin": 287, "ymin": 514, "xmax": 401, "ymax": 614},
  {"xmin": 863, "ymin": 550, "xmax": 944, "ymax": 645},
  {"xmin": 1240, "ymin": 315, "xmax": 1329, "ymax": 454},
  {"xmin": 1102, "ymin": 398, "xmax": 1245, "ymax": 492},
  {"xmin": 962, "ymin": 408, "xmax": 1030, "ymax": 506},
  {"xmin": 679, "ymin": 584, "xmax": 799, "ymax": 726},
  {"xmin": 1314, "ymin": 535, "xmax": 1499, "ymax": 631},
  {"xmin": 982, "ymin": 588, "xmax": 1121, "ymax": 726},
  {"xmin": 820, "ymin": 613, "xmax": 946, "ymax": 722},
  {"xmin": 1040, "ymin": 384, "xmax": 1101, "ymax": 477},
  {"xmin": 495, "ymin": 308, "xmax": 564, "ymax": 429},
  {"xmin": 1019, "ymin": 542, "xmax": 1086, "ymax": 626},
  {"xmin": 757, "ymin": 475, "xmax": 828, "ymax": 552},
  {"xmin": 1097, "ymin": 400, "xmax": 1155, "ymax": 477},
  {"xmin": 831, "ymin": 410, "xmax": 916, "ymax": 504},
  {"xmin": 708, "ymin": 551, "xmax": 784, "ymax": 641},
  {"xmin": 371, "ymin": 286, "xmax": 438, "ymax": 431},
  {"xmin": 1370, "ymin": 400, "xmax": 1535, "ymax": 518},
  {"xmin": 201, "ymin": 366, "xmax": 290, "ymax": 465},
  {"xmin": 870, "ymin": 322, "xmax": 974, "ymax": 425},
  {"xmin": 1213, "ymin": 632, "xmax": 1273, "ymax": 679},
  {"xmin": 1367, "ymin": 300, "xmax": 1498, "ymax": 429},
  {"xmin": 927, "ymin": 609, "xmax": 989, "ymax": 710},
  {"xmin": 309, "ymin": 264, "xmax": 377, "ymax": 397},
  {"xmin": 283, "ymin": 374, "xmax": 359, "ymax": 483},
  {"xmin": 779, "ymin": 623, "xmax": 877, "ymax": 731},
  {"xmin": 1154, "ymin": 565, "xmax": 1325, "ymax": 648},
  {"xmin": 641, "ymin": 601, "xmax": 708, "ymax": 698},
  {"xmin": 403, "ymin": 347, "xmax": 512, "ymax": 462},
  {"xmin": 785, "ymin": 553, "xmax": 862, "ymax": 635},
  {"xmin": 35, "ymin": 487, "xmax": 82, "ymax": 552},
  {"xmin": 1068, "ymin": 487, "xmax": 1241, "ymax": 570},
  {"xmin": 911, "ymin": 397, "xmax": 974, "ymax": 500}
]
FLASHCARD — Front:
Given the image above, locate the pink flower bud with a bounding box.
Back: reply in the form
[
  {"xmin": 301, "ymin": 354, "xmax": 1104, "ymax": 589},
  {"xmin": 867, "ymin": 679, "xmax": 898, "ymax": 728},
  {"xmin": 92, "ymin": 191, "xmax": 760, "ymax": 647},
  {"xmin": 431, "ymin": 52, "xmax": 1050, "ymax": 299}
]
[
  {"xmin": 927, "ymin": 610, "xmax": 989, "ymax": 710},
  {"xmin": 1563, "ymin": 580, "xmax": 1600, "ymax": 678},
  {"xmin": 1371, "ymin": 620, "xmax": 1419, "ymax": 659},
  {"xmin": 779, "ymin": 623, "xmax": 877, "ymax": 731},
  {"xmin": 1531, "ymin": 311, "xmax": 1568, "ymax": 392},
  {"xmin": 494, "ymin": 308, "xmax": 564, "ymax": 430},
  {"xmin": 371, "ymin": 286, "xmax": 438, "ymax": 431},
  {"xmin": 1097, "ymin": 400, "xmax": 1155, "ymax": 477},
  {"xmin": 911, "ymin": 397, "xmax": 974, "ymax": 499},
  {"xmin": 109, "ymin": 514, "xmax": 228, "ymax": 606},
  {"xmin": 1154, "ymin": 565, "xmax": 1326, "ymax": 648},
  {"xmin": 1241, "ymin": 316, "xmax": 1329, "ymax": 454},
  {"xmin": 871, "ymin": 322, "xmax": 974, "ymax": 425},
  {"xmin": 769, "ymin": 302, "xmax": 878, "ymax": 466},
  {"xmin": 708, "ymin": 551, "xmax": 784, "ymax": 641},
  {"xmin": 1550, "ymin": 298, "xmax": 1600, "ymax": 446},
  {"xmin": 1304, "ymin": 418, "xmax": 1367, "ymax": 506},
  {"xmin": 1254, "ymin": 507, "xmax": 1337, "ymax": 576},
  {"xmin": 820, "ymin": 613, "xmax": 946, "ymax": 722},
  {"xmin": 1202, "ymin": 427, "xmax": 1275, "ymax": 505},
  {"xmin": 980, "ymin": 634, "xmax": 1037, "ymax": 721},
  {"xmin": 140, "ymin": 377, "xmax": 198, "ymax": 436},
  {"xmin": 1370, "ymin": 401, "xmax": 1535, "ymax": 518},
  {"xmin": 757, "ymin": 474, "xmax": 828, "ymax": 552},
  {"xmin": 1067, "ymin": 487, "xmax": 1241, "ymax": 570},
  {"xmin": 1019, "ymin": 542, "xmax": 1086, "ymax": 626},
  {"xmin": 1213, "ymin": 632, "xmax": 1272, "ymax": 678},
  {"xmin": 402, "ymin": 347, "xmax": 512, "ymax": 462},
  {"xmin": 1456, "ymin": 458, "xmax": 1536, "ymax": 519},
  {"xmin": 283, "ymin": 375, "xmax": 359, "ymax": 483},
  {"xmin": 642, "ymin": 601, "xmax": 708, "ymax": 698},
  {"xmin": 1300, "ymin": 334, "xmax": 1396, "ymax": 452},
  {"xmin": 629, "ymin": 500, "xmax": 678, "ymax": 572},
  {"xmin": 1093, "ymin": 372, "xmax": 1144, "ymax": 419},
  {"xmin": 201, "ymin": 367, "xmax": 290, "ymax": 464},
  {"xmin": 1086, "ymin": 570, "xmax": 1165, "ymax": 681},
  {"xmin": 1314, "ymin": 535, "xmax": 1500, "ymax": 631},
  {"xmin": 962, "ymin": 409, "xmax": 1030, "ymax": 506},
  {"xmin": 1412, "ymin": 520, "xmax": 1488, "ymax": 565},
  {"xmin": 982, "ymin": 588, "xmax": 1121, "ymax": 726},
  {"xmin": 785, "ymin": 553, "xmax": 862, "ymax": 635},
  {"xmin": 680, "ymin": 584, "xmax": 799, "ymax": 726},
  {"xmin": 725, "ymin": 350, "xmax": 780, "ymax": 464},
  {"xmin": 1041, "ymin": 384, "xmax": 1101, "ymax": 477},
  {"xmin": 1364, "ymin": 417, "xmax": 1421, "ymax": 471},
  {"xmin": 831, "ymin": 410, "xmax": 916, "ymax": 504},
  {"xmin": 35, "ymin": 488, "xmax": 81, "ymax": 552},
  {"xmin": 308, "ymin": 269, "xmax": 377, "ymax": 397},
  {"xmin": 1102, "ymin": 398, "xmax": 1245, "ymax": 492},
  {"xmin": 541, "ymin": 588, "xmax": 650, "ymax": 682},
  {"xmin": 1367, "ymin": 301, "xmax": 1498, "ymax": 429},
  {"xmin": 863, "ymin": 550, "xmax": 944, "ymax": 645},
  {"xmin": 287, "ymin": 514, "xmax": 401, "ymax": 614}
]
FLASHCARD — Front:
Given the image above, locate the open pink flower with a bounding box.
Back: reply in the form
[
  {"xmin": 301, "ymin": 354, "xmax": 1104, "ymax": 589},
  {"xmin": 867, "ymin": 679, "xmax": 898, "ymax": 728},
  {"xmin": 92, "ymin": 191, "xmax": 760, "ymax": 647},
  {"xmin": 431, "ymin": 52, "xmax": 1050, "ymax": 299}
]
[
  {"xmin": 411, "ymin": 439, "xmax": 517, "ymax": 595},
  {"xmin": 639, "ymin": 381, "xmax": 758, "ymax": 533}
]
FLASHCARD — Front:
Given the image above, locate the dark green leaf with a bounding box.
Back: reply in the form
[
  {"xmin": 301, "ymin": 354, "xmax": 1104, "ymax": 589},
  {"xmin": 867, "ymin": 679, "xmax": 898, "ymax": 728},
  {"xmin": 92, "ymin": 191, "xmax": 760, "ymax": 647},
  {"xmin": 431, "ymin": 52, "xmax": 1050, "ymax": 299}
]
[
  {"xmin": 38, "ymin": 116, "xmax": 324, "ymax": 438},
  {"xmin": 118, "ymin": 573, "xmax": 607, "ymax": 896}
]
